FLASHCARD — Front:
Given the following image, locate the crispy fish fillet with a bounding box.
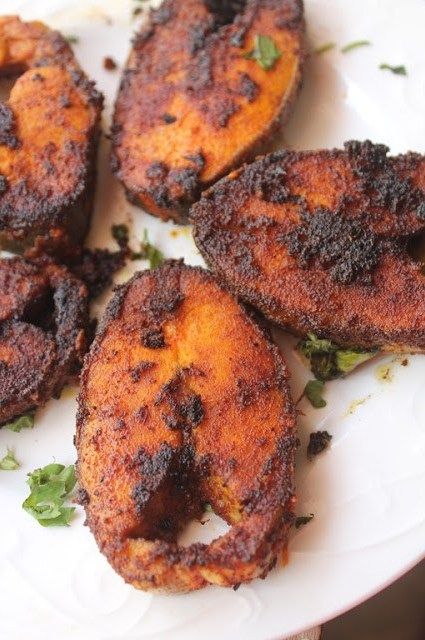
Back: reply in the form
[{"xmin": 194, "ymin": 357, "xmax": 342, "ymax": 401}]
[
  {"xmin": 191, "ymin": 141, "xmax": 425, "ymax": 351},
  {"xmin": 0, "ymin": 256, "xmax": 89, "ymax": 425},
  {"xmin": 112, "ymin": 0, "xmax": 304, "ymax": 223},
  {"xmin": 0, "ymin": 16, "xmax": 103, "ymax": 257},
  {"xmin": 76, "ymin": 261, "xmax": 296, "ymax": 592}
]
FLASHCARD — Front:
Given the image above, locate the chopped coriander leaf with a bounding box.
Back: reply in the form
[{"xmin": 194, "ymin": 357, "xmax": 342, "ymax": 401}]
[
  {"xmin": 295, "ymin": 514, "xmax": 314, "ymax": 529},
  {"xmin": 299, "ymin": 333, "xmax": 334, "ymax": 359},
  {"xmin": 111, "ymin": 223, "xmax": 129, "ymax": 248},
  {"xmin": 335, "ymin": 349, "xmax": 376, "ymax": 375},
  {"xmin": 298, "ymin": 333, "xmax": 376, "ymax": 381},
  {"xmin": 23, "ymin": 463, "xmax": 77, "ymax": 527},
  {"xmin": 379, "ymin": 63, "xmax": 407, "ymax": 76},
  {"xmin": 132, "ymin": 230, "xmax": 164, "ymax": 268},
  {"xmin": 314, "ymin": 42, "xmax": 336, "ymax": 55},
  {"xmin": 3, "ymin": 413, "xmax": 34, "ymax": 432},
  {"xmin": 341, "ymin": 39, "xmax": 371, "ymax": 53},
  {"xmin": 307, "ymin": 430, "xmax": 332, "ymax": 460},
  {"xmin": 304, "ymin": 379, "xmax": 326, "ymax": 408},
  {"xmin": 204, "ymin": 502, "xmax": 213, "ymax": 512},
  {"xmin": 0, "ymin": 448, "xmax": 19, "ymax": 471},
  {"xmin": 65, "ymin": 35, "xmax": 79, "ymax": 44},
  {"xmin": 244, "ymin": 35, "xmax": 281, "ymax": 70}
]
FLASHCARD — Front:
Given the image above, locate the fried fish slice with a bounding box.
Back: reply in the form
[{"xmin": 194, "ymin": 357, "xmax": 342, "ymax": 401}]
[
  {"xmin": 191, "ymin": 141, "xmax": 425, "ymax": 351},
  {"xmin": 0, "ymin": 256, "xmax": 89, "ymax": 425},
  {"xmin": 112, "ymin": 0, "xmax": 304, "ymax": 223},
  {"xmin": 76, "ymin": 261, "xmax": 296, "ymax": 592},
  {"xmin": 0, "ymin": 16, "xmax": 103, "ymax": 257}
]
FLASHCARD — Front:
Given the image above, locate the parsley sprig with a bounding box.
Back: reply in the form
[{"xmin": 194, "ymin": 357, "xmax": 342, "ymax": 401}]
[
  {"xmin": 0, "ymin": 448, "xmax": 19, "ymax": 471},
  {"xmin": 23, "ymin": 463, "xmax": 77, "ymax": 527},
  {"xmin": 298, "ymin": 333, "xmax": 376, "ymax": 382},
  {"xmin": 379, "ymin": 63, "xmax": 407, "ymax": 76},
  {"xmin": 244, "ymin": 35, "xmax": 281, "ymax": 70},
  {"xmin": 132, "ymin": 229, "xmax": 164, "ymax": 268},
  {"xmin": 3, "ymin": 414, "xmax": 34, "ymax": 432},
  {"xmin": 341, "ymin": 40, "xmax": 371, "ymax": 53}
]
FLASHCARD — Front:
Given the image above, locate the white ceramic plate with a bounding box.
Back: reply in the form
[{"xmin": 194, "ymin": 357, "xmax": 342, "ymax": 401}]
[{"xmin": 1, "ymin": 1, "xmax": 425, "ymax": 639}]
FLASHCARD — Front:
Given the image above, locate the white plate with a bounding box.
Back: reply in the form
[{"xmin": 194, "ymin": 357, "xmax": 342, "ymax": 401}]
[{"xmin": 1, "ymin": 1, "xmax": 425, "ymax": 639}]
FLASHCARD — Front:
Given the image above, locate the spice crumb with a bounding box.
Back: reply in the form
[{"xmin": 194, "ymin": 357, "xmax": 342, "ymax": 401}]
[
  {"xmin": 307, "ymin": 430, "xmax": 332, "ymax": 460},
  {"xmin": 103, "ymin": 56, "xmax": 117, "ymax": 71}
]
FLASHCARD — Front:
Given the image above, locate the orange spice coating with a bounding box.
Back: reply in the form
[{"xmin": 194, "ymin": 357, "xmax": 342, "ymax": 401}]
[{"xmin": 0, "ymin": 16, "xmax": 103, "ymax": 257}]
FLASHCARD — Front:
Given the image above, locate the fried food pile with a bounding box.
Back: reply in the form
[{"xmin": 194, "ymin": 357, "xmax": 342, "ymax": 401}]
[
  {"xmin": 192, "ymin": 141, "xmax": 425, "ymax": 351},
  {"xmin": 76, "ymin": 262, "xmax": 296, "ymax": 592},
  {"xmin": 0, "ymin": 256, "xmax": 89, "ymax": 425},
  {"xmin": 112, "ymin": 0, "xmax": 304, "ymax": 222},
  {"xmin": 0, "ymin": 16, "xmax": 103, "ymax": 257}
]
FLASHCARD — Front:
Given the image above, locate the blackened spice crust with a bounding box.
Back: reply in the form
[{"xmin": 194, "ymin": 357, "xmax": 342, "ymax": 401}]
[{"xmin": 282, "ymin": 208, "xmax": 382, "ymax": 284}]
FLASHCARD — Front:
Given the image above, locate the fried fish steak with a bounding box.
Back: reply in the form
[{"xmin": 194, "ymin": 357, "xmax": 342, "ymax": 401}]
[
  {"xmin": 0, "ymin": 16, "xmax": 103, "ymax": 257},
  {"xmin": 112, "ymin": 0, "xmax": 304, "ymax": 223},
  {"xmin": 191, "ymin": 141, "xmax": 425, "ymax": 351},
  {"xmin": 0, "ymin": 256, "xmax": 89, "ymax": 425},
  {"xmin": 76, "ymin": 261, "xmax": 296, "ymax": 593}
]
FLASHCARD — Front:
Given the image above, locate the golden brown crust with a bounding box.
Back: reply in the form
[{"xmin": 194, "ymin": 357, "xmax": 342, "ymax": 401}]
[
  {"xmin": 191, "ymin": 141, "xmax": 425, "ymax": 351},
  {"xmin": 0, "ymin": 256, "xmax": 89, "ymax": 425},
  {"xmin": 76, "ymin": 261, "xmax": 296, "ymax": 592},
  {"xmin": 112, "ymin": 0, "xmax": 305, "ymax": 223},
  {"xmin": 0, "ymin": 16, "xmax": 103, "ymax": 257}
]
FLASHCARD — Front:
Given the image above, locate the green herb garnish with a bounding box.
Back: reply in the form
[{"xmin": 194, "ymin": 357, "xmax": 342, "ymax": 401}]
[
  {"xmin": 298, "ymin": 333, "xmax": 376, "ymax": 381},
  {"xmin": 23, "ymin": 463, "xmax": 77, "ymax": 527},
  {"xmin": 132, "ymin": 230, "xmax": 164, "ymax": 269},
  {"xmin": 341, "ymin": 40, "xmax": 371, "ymax": 53},
  {"xmin": 111, "ymin": 223, "xmax": 129, "ymax": 247},
  {"xmin": 244, "ymin": 35, "xmax": 281, "ymax": 70},
  {"xmin": 379, "ymin": 63, "xmax": 407, "ymax": 76},
  {"xmin": 65, "ymin": 35, "xmax": 79, "ymax": 44},
  {"xmin": 3, "ymin": 414, "xmax": 34, "ymax": 432},
  {"xmin": 304, "ymin": 379, "xmax": 327, "ymax": 408},
  {"xmin": 314, "ymin": 42, "xmax": 336, "ymax": 55},
  {"xmin": 295, "ymin": 514, "xmax": 314, "ymax": 529},
  {"xmin": 0, "ymin": 448, "xmax": 19, "ymax": 471}
]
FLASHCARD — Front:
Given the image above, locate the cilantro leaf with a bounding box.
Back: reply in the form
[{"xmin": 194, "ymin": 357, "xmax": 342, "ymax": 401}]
[
  {"xmin": 132, "ymin": 230, "xmax": 164, "ymax": 268},
  {"xmin": 341, "ymin": 40, "xmax": 371, "ymax": 53},
  {"xmin": 379, "ymin": 63, "xmax": 407, "ymax": 76},
  {"xmin": 335, "ymin": 349, "xmax": 376, "ymax": 375},
  {"xmin": 295, "ymin": 514, "xmax": 314, "ymax": 529},
  {"xmin": 244, "ymin": 35, "xmax": 281, "ymax": 71},
  {"xmin": 298, "ymin": 333, "xmax": 376, "ymax": 381},
  {"xmin": 23, "ymin": 463, "xmax": 77, "ymax": 527},
  {"xmin": 304, "ymin": 379, "xmax": 327, "ymax": 408},
  {"xmin": 3, "ymin": 413, "xmax": 34, "ymax": 432},
  {"xmin": 0, "ymin": 448, "xmax": 19, "ymax": 471},
  {"xmin": 65, "ymin": 35, "xmax": 79, "ymax": 44}
]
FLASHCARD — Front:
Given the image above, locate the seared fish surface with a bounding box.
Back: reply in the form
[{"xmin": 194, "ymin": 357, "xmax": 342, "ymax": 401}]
[
  {"xmin": 0, "ymin": 16, "xmax": 103, "ymax": 257},
  {"xmin": 77, "ymin": 262, "xmax": 296, "ymax": 592},
  {"xmin": 192, "ymin": 141, "xmax": 425, "ymax": 351},
  {"xmin": 112, "ymin": 0, "xmax": 304, "ymax": 222},
  {"xmin": 0, "ymin": 256, "xmax": 89, "ymax": 425}
]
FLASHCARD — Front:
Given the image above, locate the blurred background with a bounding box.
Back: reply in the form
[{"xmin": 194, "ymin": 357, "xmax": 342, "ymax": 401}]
[{"xmin": 322, "ymin": 560, "xmax": 425, "ymax": 639}]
